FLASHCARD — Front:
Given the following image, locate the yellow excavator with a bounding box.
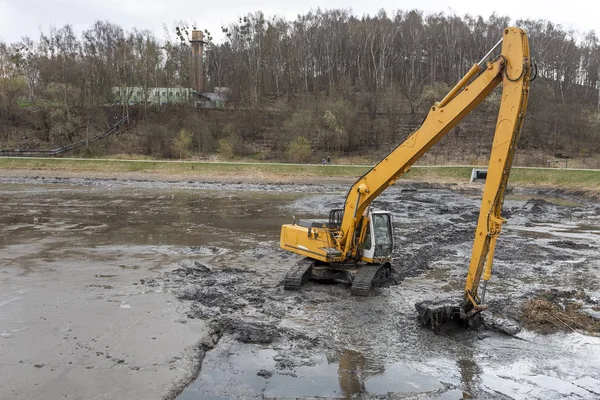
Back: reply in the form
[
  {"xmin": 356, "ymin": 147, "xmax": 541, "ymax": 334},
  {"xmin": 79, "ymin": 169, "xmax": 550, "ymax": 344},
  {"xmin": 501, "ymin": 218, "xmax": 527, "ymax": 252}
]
[{"xmin": 280, "ymin": 28, "xmax": 531, "ymax": 320}]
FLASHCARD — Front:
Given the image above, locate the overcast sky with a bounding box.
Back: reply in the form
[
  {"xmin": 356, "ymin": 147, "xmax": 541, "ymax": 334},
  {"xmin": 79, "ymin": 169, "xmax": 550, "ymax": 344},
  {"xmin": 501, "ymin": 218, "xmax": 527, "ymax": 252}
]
[{"xmin": 1, "ymin": 0, "xmax": 598, "ymax": 44}]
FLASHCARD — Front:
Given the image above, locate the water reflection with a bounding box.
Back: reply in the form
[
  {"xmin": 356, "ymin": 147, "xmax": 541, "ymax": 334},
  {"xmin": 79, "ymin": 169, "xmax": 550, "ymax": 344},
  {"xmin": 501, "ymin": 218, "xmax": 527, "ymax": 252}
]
[
  {"xmin": 0, "ymin": 186, "xmax": 301, "ymax": 248},
  {"xmin": 338, "ymin": 350, "xmax": 367, "ymax": 397},
  {"xmin": 179, "ymin": 343, "xmax": 444, "ymax": 399},
  {"xmin": 457, "ymin": 347, "xmax": 482, "ymax": 398}
]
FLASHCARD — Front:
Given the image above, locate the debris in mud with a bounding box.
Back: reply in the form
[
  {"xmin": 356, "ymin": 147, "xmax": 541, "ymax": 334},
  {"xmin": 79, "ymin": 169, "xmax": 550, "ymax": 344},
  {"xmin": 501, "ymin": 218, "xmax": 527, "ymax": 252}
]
[
  {"xmin": 87, "ymin": 284, "xmax": 113, "ymax": 289},
  {"xmin": 521, "ymin": 290, "xmax": 600, "ymax": 335},
  {"xmin": 257, "ymin": 369, "xmax": 272, "ymax": 379},
  {"xmin": 180, "ymin": 286, "xmax": 245, "ymax": 309},
  {"xmin": 173, "ymin": 261, "xmax": 212, "ymax": 277},
  {"xmin": 274, "ymin": 358, "xmax": 296, "ymax": 370},
  {"xmin": 416, "ymin": 300, "xmax": 522, "ymax": 336},
  {"xmin": 119, "ymin": 264, "xmax": 140, "ymax": 270},
  {"xmin": 479, "ymin": 312, "xmax": 521, "ymax": 336},
  {"xmin": 542, "ymin": 288, "xmax": 596, "ymax": 304},
  {"xmin": 139, "ymin": 278, "xmax": 159, "ymax": 287},
  {"xmin": 212, "ymin": 319, "xmax": 277, "ymax": 344},
  {"xmin": 231, "ymin": 322, "xmax": 276, "ymax": 344},
  {"xmin": 525, "ymin": 198, "xmax": 553, "ymax": 214},
  {"xmin": 188, "ymin": 246, "xmax": 229, "ymax": 256}
]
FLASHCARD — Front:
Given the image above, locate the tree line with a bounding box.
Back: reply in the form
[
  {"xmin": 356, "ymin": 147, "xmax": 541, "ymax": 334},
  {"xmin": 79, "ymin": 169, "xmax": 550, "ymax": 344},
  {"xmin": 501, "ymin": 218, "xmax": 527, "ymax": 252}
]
[{"xmin": 0, "ymin": 9, "xmax": 599, "ymax": 165}]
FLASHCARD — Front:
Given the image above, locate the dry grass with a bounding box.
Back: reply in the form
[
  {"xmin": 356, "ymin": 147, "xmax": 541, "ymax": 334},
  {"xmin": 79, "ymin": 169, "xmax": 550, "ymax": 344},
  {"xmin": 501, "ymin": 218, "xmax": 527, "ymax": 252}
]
[
  {"xmin": 0, "ymin": 158, "xmax": 598, "ymax": 193},
  {"xmin": 521, "ymin": 297, "xmax": 600, "ymax": 335}
]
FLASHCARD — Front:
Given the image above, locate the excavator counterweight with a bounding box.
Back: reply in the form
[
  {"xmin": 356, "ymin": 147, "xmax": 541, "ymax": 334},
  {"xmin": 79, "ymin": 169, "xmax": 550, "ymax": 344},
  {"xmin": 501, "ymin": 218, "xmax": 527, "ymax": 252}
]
[{"xmin": 280, "ymin": 28, "xmax": 531, "ymax": 327}]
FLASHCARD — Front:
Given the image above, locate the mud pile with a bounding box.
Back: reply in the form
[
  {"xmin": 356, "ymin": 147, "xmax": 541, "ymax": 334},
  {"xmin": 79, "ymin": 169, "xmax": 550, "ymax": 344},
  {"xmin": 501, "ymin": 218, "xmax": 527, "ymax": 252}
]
[{"xmin": 149, "ymin": 258, "xmax": 324, "ymax": 360}]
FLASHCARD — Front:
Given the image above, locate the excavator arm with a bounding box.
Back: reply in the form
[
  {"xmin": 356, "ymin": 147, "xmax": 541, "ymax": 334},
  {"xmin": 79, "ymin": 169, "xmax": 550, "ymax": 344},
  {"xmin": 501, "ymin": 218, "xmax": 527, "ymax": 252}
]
[
  {"xmin": 336, "ymin": 28, "xmax": 530, "ymax": 309},
  {"xmin": 280, "ymin": 28, "xmax": 531, "ymax": 309}
]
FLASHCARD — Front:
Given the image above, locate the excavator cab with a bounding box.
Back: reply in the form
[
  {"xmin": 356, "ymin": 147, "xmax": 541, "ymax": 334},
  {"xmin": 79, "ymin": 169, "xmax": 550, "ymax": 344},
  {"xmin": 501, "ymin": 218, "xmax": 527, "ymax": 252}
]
[{"xmin": 361, "ymin": 210, "xmax": 394, "ymax": 264}]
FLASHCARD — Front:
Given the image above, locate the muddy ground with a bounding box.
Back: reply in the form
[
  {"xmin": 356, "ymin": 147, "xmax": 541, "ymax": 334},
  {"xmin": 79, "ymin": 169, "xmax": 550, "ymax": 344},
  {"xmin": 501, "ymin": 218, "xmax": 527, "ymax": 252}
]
[{"xmin": 0, "ymin": 175, "xmax": 599, "ymax": 399}]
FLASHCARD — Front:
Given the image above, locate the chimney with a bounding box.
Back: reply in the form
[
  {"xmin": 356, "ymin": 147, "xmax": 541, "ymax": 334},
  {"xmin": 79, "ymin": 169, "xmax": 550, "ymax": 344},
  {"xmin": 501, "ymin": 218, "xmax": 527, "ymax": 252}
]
[{"xmin": 190, "ymin": 30, "xmax": 204, "ymax": 93}]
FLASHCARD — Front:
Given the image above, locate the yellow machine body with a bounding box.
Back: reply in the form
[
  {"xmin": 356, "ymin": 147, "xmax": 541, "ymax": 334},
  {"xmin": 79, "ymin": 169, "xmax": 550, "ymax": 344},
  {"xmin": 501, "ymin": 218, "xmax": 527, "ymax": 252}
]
[{"xmin": 280, "ymin": 223, "xmax": 342, "ymax": 263}]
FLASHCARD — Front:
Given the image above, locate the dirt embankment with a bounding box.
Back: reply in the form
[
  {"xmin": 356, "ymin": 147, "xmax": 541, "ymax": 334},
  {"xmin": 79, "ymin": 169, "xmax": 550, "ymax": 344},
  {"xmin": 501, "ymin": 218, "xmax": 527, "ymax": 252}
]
[
  {"xmin": 1, "ymin": 162, "xmax": 599, "ymax": 198},
  {"xmin": 0, "ymin": 166, "xmax": 359, "ymax": 185}
]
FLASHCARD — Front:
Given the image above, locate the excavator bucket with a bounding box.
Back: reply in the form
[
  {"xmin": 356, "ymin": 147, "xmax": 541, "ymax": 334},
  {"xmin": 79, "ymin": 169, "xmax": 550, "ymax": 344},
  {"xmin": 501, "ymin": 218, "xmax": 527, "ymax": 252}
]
[
  {"xmin": 415, "ymin": 300, "xmax": 464, "ymax": 332},
  {"xmin": 416, "ymin": 300, "xmax": 522, "ymax": 335}
]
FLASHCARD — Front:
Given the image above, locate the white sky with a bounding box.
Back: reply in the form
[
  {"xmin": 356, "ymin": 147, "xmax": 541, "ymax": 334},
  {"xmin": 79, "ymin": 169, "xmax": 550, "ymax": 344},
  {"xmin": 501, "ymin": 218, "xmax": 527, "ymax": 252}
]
[{"xmin": 0, "ymin": 0, "xmax": 599, "ymax": 44}]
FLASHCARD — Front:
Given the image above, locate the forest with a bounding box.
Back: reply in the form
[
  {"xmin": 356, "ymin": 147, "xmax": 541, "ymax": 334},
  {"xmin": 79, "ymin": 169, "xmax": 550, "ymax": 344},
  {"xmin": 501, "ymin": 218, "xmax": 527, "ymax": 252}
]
[{"xmin": 0, "ymin": 9, "xmax": 599, "ymax": 166}]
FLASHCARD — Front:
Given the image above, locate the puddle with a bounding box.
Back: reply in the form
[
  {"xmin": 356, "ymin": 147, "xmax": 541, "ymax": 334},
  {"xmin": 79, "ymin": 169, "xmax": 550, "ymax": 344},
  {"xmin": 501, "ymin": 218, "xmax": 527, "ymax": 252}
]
[
  {"xmin": 178, "ymin": 342, "xmax": 443, "ymax": 399},
  {"xmin": 511, "ymin": 222, "xmax": 600, "ymax": 242}
]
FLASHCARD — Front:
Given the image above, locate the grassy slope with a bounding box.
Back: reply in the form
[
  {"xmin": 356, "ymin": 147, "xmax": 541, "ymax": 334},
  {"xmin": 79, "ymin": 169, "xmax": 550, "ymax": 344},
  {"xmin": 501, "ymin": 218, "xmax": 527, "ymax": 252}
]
[{"xmin": 0, "ymin": 157, "xmax": 598, "ymax": 189}]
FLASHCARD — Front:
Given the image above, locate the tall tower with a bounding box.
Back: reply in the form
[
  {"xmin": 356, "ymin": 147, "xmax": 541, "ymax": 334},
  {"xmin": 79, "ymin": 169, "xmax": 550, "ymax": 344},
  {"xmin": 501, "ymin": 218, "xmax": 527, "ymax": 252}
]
[{"xmin": 190, "ymin": 30, "xmax": 205, "ymax": 93}]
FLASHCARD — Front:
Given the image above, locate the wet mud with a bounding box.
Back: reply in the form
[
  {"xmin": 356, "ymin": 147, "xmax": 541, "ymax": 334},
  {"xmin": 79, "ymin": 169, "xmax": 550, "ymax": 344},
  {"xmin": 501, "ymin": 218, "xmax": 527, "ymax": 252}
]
[
  {"xmin": 1, "ymin": 176, "xmax": 599, "ymax": 399},
  {"xmin": 164, "ymin": 181, "xmax": 599, "ymax": 399}
]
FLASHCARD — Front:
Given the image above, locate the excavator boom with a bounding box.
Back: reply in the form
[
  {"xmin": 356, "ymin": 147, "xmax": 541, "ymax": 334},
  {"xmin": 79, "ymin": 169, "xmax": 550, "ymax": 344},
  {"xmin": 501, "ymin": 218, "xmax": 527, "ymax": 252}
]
[{"xmin": 280, "ymin": 28, "xmax": 531, "ymax": 311}]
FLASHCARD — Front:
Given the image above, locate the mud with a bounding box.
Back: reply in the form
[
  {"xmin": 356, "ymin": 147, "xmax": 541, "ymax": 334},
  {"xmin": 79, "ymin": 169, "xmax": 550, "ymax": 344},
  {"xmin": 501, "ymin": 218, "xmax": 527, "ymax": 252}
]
[{"xmin": 1, "ymin": 175, "xmax": 599, "ymax": 399}]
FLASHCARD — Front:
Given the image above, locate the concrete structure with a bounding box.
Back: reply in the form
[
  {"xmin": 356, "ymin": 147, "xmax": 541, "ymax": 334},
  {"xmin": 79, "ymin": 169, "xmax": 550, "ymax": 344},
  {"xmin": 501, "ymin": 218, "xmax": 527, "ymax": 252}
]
[
  {"xmin": 470, "ymin": 168, "xmax": 488, "ymax": 183},
  {"xmin": 190, "ymin": 30, "xmax": 205, "ymax": 93}
]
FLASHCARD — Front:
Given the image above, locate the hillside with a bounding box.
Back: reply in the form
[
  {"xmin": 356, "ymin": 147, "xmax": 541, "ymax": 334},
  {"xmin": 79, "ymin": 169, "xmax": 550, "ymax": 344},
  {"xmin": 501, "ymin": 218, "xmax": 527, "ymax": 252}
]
[{"xmin": 1, "ymin": 10, "xmax": 599, "ymax": 167}]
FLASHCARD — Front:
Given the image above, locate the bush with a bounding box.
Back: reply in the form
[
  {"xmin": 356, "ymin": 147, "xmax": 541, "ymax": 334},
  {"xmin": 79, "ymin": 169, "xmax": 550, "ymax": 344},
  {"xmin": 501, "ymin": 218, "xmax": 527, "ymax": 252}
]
[
  {"xmin": 319, "ymin": 110, "xmax": 348, "ymax": 155},
  {"xmin": 283, "ymin": 110, "xmax": 318, "ymax": 140},
  {"xmin": 217, "ymin": 123, "xmax": 246, "ymax": 158},
  {"xmin": 217, "ymin": 137, "xmax": 235, "ymax": 159},
  {"xmin": 140, "ymin": 122, "xmax": 170, "ymax": 157},
  {"xmin": 287, "ymin": 136, "xmax": 312, "ymax": 163},
  {"xmin": 323, "ymin": 98, "xmax": 353, "ymax": 134},
  {"xmin": 172, "ymin": 128, "xmax": 193, "ymax": 159},
  {"xmin": 180, "ymin": 113, "xmax": 214, "ymax": 155}
]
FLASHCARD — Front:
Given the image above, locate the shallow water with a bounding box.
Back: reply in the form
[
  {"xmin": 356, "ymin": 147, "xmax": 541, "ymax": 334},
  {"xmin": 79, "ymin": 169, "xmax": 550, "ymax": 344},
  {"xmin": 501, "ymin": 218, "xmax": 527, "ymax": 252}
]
[
  {"xmin": 0, "ymin": 184, "xmax": 309, "ymax": 249},
  {"xmin": 180, "ymin": 341, "xmax": 445, "ymax": 399}
]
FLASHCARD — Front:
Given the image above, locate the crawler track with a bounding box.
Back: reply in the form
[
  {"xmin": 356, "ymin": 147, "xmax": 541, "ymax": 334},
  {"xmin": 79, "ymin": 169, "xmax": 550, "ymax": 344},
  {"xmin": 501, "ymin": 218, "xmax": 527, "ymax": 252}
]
[
  {"xmin": 283, "ymin": 259, "xmax": 313, "ymax": 290},
  {"xmin": 350, "ymin": 264, "xmax": 390, "ymax": 296}
]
